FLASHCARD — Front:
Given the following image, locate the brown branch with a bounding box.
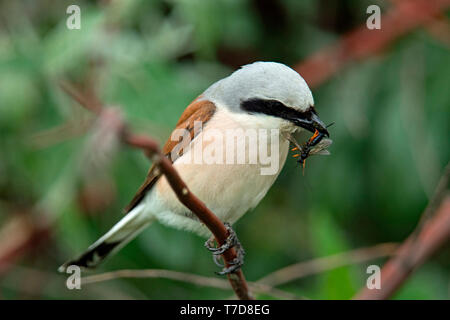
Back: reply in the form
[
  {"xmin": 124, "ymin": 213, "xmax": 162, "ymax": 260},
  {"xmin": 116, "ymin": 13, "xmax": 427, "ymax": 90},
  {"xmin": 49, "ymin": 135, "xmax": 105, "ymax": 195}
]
[
  {"xmin": 354, "ymin": 164, "xmax": 450, "ymax": 300},
  {"xmin": 295, "ymin": 0, "xmax": 450, "ymax": 88},
  {"xmin": 60, "ymin": 81, "xmax": 253, "ymax": 300},
  {"xmin": 258, "ymin": 242, "xmax": 398, "ymax": 287}
]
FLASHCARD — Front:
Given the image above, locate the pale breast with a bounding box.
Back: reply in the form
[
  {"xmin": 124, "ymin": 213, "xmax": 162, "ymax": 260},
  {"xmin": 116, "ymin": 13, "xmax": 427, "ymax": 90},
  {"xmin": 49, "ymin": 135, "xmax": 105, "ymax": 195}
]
[{"xmin": 145, "ymin": 109, "xmax": 290, "ymax": 236}]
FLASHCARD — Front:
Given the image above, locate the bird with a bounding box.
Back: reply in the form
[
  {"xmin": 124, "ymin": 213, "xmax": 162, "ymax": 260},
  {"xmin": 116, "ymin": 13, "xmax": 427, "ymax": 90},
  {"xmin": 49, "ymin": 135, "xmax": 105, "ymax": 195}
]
[{"xmin": 59, "ymin": 61, "xmax": 329, "ymax": 274}]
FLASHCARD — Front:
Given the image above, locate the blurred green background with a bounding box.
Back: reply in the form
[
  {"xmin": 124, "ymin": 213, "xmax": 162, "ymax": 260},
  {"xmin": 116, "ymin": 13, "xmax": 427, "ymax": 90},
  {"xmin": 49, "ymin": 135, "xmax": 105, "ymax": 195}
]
[{"xmin": 0, "ymin": 0, "xmax": 449, "ymax": 299}]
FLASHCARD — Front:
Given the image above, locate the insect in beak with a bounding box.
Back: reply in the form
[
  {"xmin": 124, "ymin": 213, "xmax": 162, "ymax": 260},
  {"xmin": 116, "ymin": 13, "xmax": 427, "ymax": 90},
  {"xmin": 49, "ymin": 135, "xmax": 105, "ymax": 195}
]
[{"xmin": 286, "ymin": 123, "xmax": 334, "ymax": 175}]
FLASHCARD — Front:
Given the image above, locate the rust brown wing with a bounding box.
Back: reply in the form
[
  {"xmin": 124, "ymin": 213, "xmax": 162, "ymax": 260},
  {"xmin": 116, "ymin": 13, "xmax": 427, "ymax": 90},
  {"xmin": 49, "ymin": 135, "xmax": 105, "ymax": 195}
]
[{"xmin": 123, "ymin": 98, "xmax": 216, "ymax": 213}]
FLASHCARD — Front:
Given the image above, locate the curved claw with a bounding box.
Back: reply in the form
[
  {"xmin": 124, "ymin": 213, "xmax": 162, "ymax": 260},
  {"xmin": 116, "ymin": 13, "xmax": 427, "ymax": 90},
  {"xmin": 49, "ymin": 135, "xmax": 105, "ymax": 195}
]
[
  {"xmin": 204, "ymin": 222, "xmax": 245, "ymax": 275},
  {"xmin": 215, "ymin": 258, "xmax": 244, "ymax": 276},
  {"xmin": 204, "ymin": 222, "xmax": 236, "ymax": 255},
  {"xmin": 212, "ymin": 253, "xmax": 224, "ymax": 267}
]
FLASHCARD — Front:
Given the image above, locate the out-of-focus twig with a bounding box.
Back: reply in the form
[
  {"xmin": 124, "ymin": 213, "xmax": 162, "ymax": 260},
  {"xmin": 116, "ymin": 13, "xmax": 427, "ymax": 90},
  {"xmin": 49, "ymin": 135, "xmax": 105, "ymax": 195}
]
[
  {"xmin": 389, "ymin": 0, "xmax": 450, "ymax": 47},
  {"xmin": 29, "ymin": 119, "xmax": 94, "ymax": 149},
  {"xmin": 413, "ymin": 163, "xmax": 450, "ymax": 238},
  {"xmin": 354, "ymin": 164, "xmax": 450, "ymax": 300},
  {"xmin": 0, "ymin": 211, "xmax": 51, "ymax": 276},
  {"xmin": 60, "ymin": 81, "xmax": 253, "ymax": 300},
  {"xmin": 258, "ymin": 242, "xmax": 398, "ymax": 287},
  {"xmin": 424, "ymin": 15, "xmax": 450, "ymax": 47},
  {"xmin": 60, "ymin": 81, "xmax": 103, "ymax": 115},
  {"xmin": 81, "ymin": 269, "xmax": 300, "ymax": 300},
  {"xmin": 2, "ymin": 266, "xmax": 143, "ymax": 299},
  {"xmin": 295, "ymin": 0, "xmax": 450, "ymax": 88}
]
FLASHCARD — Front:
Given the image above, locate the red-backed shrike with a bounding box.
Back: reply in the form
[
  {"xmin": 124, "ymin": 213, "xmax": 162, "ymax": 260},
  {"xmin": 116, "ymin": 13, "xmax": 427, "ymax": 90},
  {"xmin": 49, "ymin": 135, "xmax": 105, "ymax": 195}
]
[{"xmin": 59, "ymin": 61, "xmax": 329, "ymax": 273}]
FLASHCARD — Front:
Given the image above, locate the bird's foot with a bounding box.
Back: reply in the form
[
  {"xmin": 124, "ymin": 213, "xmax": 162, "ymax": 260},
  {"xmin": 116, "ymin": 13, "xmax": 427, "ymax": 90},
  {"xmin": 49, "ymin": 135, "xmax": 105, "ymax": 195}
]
[{"xmin": 204, "ymin": 222, "xmax": 245, "ymax": 275}]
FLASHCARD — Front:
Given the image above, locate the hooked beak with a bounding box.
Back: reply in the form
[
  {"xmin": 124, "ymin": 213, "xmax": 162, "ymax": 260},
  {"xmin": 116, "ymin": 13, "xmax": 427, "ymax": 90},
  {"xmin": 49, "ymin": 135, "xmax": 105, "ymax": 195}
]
[{"xmin": 293, "ymin": 110, "xmax": 329, "ymax": 137}]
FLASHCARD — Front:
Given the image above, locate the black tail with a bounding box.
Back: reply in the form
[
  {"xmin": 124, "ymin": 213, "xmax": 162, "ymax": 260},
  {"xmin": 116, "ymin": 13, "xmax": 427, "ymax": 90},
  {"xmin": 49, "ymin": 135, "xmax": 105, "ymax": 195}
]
[
  {"xmin": 58, "ymin": 240, "xmax": 123, "ymax": 271},
  {"xmin": 58, "ymin": 205, "xmax": 152, "ymax": 272}
]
